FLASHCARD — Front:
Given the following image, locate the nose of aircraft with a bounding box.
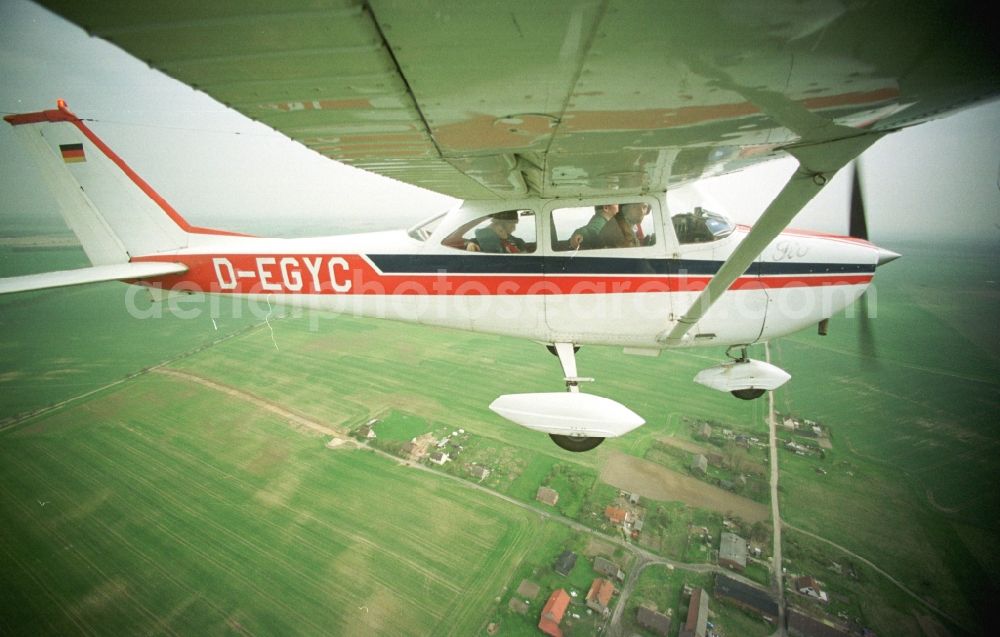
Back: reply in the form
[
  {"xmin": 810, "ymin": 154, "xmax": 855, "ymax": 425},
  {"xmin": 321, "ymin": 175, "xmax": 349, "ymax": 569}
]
[{"xmin": 875, "ymin": 246, "xmax": 901, "ymax": 267}]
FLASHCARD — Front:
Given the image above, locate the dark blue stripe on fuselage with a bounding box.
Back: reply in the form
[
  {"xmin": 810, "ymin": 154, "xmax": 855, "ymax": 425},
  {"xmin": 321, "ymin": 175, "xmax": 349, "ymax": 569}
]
[{"xmin": 366, "ymin": 254, "xmax": 874, "ymax": 276}]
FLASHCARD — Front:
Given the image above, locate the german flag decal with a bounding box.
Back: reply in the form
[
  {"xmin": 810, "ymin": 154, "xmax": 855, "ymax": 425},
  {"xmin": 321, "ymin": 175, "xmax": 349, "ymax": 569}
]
[{"xmin": 59, "ymin": 143, "xmax": 85, "ymax": 163}]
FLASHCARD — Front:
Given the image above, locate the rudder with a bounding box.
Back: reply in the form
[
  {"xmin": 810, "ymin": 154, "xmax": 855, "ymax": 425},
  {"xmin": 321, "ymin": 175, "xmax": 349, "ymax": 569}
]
[{"xmin": 4, "ymin": 101, "xmax": 199, "ymax": 264}]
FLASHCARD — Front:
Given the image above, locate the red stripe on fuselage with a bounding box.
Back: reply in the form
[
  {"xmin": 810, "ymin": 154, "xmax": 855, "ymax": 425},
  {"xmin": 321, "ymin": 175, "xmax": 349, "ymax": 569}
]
[{"xmin": 132, "ymin": 254, "xmax": 872, "ymax": 295}]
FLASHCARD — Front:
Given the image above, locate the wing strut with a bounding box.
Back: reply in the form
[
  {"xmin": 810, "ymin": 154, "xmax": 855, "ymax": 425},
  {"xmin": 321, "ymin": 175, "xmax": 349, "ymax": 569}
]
[{"xmin": 659, "ymin": 132, "xmax": 885, "ymax": 345}]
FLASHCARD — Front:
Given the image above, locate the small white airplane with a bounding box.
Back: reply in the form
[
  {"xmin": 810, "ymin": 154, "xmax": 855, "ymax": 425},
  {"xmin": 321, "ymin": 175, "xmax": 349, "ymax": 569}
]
[{"xmin": 2, "ymin": 2, "xmax": 996, "ymax": 451}]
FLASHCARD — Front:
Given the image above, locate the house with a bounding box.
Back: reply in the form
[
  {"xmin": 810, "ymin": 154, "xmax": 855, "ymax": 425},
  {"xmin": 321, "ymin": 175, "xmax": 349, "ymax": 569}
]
[
  {"xmin": 794, "ymin": 576, "xmax": 829, "ymax": 603},
  {"xmin": 636, "ymin": 603, "xmax": 671, "ymax": 636},
  {"xmin": 553, "ymin": 550, "xmax": 576, "ymax": 576},
  {"xmin": 690, "ymin": 454, "xmax": 708, "ymax": 474},
  {"xmin": 585, "ymin": 578, "xmax": 615, "ymax": 615},
  {"xmin": 719, "ymin": 532, "xmax": 747, "ymax": 571},
  {"xmin": 679, "ymin": 587, "xmax": 710, "ymax": 637},
  {"xmin": 469, "ymin": 464, "xmax": 490, "ymax": 480},
  {"xmin": 697, "ymin": 422, "xmax": 712, "ymax": 439},
  {"xmin": 355, "ymin": 423, "xmax": 377, "ymax": 439},
  {"xmin": 429, "ymin": 451, "xmax": 449, "ymax": 465},
  {"xmin": 593, "ymin": 557, "xmax": 625, "ymax": 581},
  {"xmin": 538, "ymin": 588, "xmax": 571, "ymax": 637},
  {"xmin": 629, "ymin": 492, "xmax": 640, "ymax": 505},
  {"xmin": 787, "ymin": 607, "xmax": 852, "ymax": 637},
  {"xmin": 537, "ymin": 486, "xmax": 559, "ymax": 506},
  {"xmin": 604, "ymin": 506, "xmax": 627, "ymax": 525},
  {"xmin": 401, "ymin": 440, "xmax": 419, "ymax": 457},
  {"xmin": 714, "ymin": 574, "xmax": 778, "ymax": 622}
]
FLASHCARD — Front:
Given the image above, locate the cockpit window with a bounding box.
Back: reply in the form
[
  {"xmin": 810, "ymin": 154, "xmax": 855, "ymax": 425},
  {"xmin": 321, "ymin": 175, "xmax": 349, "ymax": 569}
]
[
  {"xmin": 440, "ymin": 210, "xmax": 536, "ymax": 253},
  {"xmin": 551, "ymin": 202, "xmax": 655, "ymax": 251},
  {"xmin": 671, "ymin": 207, "xmax": 734, "ymax": 244}
]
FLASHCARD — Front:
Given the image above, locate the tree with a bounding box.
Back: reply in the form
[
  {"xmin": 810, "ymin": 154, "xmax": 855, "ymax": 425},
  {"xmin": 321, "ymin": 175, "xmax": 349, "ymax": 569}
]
[{"xmin": 750, "ymin": 521, "xmax": 770, "ymax": 544}]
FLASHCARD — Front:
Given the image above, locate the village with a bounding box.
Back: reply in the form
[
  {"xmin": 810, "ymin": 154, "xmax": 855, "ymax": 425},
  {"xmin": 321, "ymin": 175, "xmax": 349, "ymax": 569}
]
[{"xmin": 350, "ymin": 413, "xmax": 878, "ymax": 637}]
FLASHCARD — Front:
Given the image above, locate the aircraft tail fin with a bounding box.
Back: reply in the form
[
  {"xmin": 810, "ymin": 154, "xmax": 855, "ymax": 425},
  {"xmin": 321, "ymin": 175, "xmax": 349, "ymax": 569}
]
[{"xmin": 4, "ymin": 100, "xmax": 243, "ymax": 266}]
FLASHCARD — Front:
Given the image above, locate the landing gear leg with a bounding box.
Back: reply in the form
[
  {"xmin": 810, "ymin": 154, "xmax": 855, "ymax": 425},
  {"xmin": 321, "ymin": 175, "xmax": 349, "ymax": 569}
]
[
  {"xmin": 549, "ymin": 342, "xmax": 604, "ymax": 451},
  {"xmin": 552, "ymin": 342, "xmax": 591, "ymax": 393},
  {"xmin": 726, "ymin": 345, "xmax": 766, "ymax": 400},
  {"xmin": 693, "ymin": 344, "xmax": 790, "ymax": 399},
  {"xmin": 546, "ymin": 344, "xmax": 580, "ymax": 358}
]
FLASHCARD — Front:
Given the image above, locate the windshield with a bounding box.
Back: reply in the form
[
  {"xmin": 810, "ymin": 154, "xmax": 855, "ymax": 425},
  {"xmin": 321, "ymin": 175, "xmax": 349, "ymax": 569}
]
[
  {"xmin": 407, "ymin": 213, "xmax": 446, "ymax": 241},
  {"xmin": 671, "ymin": 207, "xmax": 734, "ymax": 244}
]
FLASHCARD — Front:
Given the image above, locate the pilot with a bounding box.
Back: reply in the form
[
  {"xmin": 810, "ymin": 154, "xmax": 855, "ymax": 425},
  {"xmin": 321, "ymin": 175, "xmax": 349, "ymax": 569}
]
[
  {"xmin": 590, "ymin": 202, "xmax": 652, "ymax": 249},
  {"xmin": 672, "ymin": 207, "xmax": 715, "ymax": 244},
  {"xmin": 569, "ymin": 203, "xmax": 619, "ymax": 250},
  {"xmin": 466, "ymin": 211, "xmax": 527, "ymax": 253}
]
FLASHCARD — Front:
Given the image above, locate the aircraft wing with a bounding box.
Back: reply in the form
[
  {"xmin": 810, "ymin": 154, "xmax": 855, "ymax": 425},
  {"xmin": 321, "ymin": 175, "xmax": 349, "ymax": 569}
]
[{"xmin": 37, "ymin": 1, "xmax": 999, "ymax": 200}]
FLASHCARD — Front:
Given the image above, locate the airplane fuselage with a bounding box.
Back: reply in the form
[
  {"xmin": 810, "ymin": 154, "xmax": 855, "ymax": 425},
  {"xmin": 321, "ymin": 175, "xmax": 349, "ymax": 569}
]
[
  {"xmin": 2, "ymin": 102, "xmax": 901, "ymax": 448},
  {"xmin": 133, "ymin": 197, "xmax": 885, "ymax": 351}
]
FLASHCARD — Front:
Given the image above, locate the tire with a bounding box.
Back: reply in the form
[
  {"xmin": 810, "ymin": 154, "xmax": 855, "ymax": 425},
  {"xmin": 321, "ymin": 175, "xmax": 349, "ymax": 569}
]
[
  {"xmin": 549, "ymin": 434, "xmax": 605, "ymax": 452},
  {"xmin": 730, "ymin": 388, "xmax": 766, "ymax": 400}
]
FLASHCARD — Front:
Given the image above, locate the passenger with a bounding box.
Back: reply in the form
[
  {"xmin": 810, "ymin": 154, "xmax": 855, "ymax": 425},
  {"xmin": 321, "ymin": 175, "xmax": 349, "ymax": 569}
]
[
  {"xmin": 596, "ymin": 202, "xmax": 651, "ymax": 248},
  {"xmin": 466, "ymin": 211, "xmax": 527, "ymax": 253},
  {"xmin": 569, "ymin": 203, "xmax": 619, "ymax": 250}
]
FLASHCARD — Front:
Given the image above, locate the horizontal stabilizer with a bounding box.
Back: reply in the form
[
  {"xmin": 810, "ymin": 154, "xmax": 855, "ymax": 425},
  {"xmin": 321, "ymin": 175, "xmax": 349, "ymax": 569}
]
[{"xmin": 0, "ymin": 261, "xmax": 187, "ymax": 295}]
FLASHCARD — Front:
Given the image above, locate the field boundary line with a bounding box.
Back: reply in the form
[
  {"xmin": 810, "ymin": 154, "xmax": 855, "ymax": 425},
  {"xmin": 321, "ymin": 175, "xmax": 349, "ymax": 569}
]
[
  {"xmin": 0, "ymin": 321, "xmax": 272, "ymax": 433},
  {"xmin": 152, "ymin": 368, "xmax": 348, "ymax": 439},
  {"xmin": 783, "ymin": 523, "xmax": 969, "ymax": 632}
]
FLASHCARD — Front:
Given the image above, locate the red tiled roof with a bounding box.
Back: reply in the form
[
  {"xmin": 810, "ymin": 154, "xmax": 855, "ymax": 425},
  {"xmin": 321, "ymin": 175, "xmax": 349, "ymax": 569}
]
[
  {"xmin": 684, "ymin": 588, "xmax": 702, "ymax": 630},
  {"xmin": 795, "ymin": 576, "xmax": 819, "ymax": 590},
  {"xmin": 587, "ymin": 578, "xmax": 615, "ymax": 606},
  {"xmin": 538, "ymin": 618, "xmax": 562, "ymax": 637},
  {"xmin": 541, "ymin": 588, "xmax": 570, "ymax": 622},
  {"xmin": 539, "ymin": 588, "xmax": 571, "ymax": 637},
  {"xmin": 604, "ymin": 506, "xmax": 626, "ymax": 524}
]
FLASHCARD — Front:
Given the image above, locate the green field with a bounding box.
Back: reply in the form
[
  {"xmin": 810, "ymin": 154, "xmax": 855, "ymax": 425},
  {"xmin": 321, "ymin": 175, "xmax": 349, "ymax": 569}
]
[
  {"xmin": 0, "ymin": 372, "xmax": 539, "ymax": 635},
  {"xmin": 0, "ymin": 246, "xmax": 264, "ymax": 419},
  {"xmin": 1, "ymin": 239, "xmax": 997, "ymax": 635},
  {"xmin": 770, "ymin": 241, "xmax": 999, "ymax": 633}
]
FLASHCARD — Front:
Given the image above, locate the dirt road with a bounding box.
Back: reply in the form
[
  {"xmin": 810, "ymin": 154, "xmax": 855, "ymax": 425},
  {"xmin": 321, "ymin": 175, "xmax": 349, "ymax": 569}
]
[{"xmin": 153, "ymin": 368, "xmax": 350, "ymax": 441}]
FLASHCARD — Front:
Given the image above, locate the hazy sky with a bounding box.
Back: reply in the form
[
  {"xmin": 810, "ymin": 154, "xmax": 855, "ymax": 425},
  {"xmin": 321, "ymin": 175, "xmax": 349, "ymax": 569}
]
[{"xmin": 1, "ymin": 0, "xmax": 997, "ymax": 244}]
